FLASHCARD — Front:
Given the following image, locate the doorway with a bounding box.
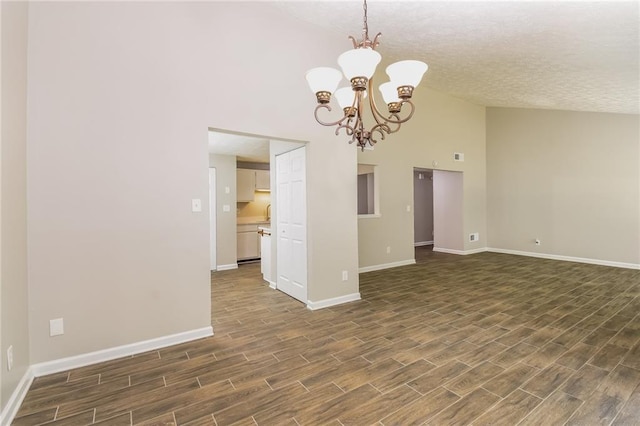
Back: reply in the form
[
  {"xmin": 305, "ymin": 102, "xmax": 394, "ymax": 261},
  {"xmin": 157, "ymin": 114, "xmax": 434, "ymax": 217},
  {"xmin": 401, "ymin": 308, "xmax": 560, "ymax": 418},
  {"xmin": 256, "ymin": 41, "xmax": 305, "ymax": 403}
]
[
  {"xmin": 207, "ymin": 129, "xmax": 308, "ymax": 303},
  {"xmin": 413, "ymin": 168, "xmax": 434, "ymax": 247},
  {"xmin": 413, "ymin": 168, "xmax": 464, "ymax": 254}
]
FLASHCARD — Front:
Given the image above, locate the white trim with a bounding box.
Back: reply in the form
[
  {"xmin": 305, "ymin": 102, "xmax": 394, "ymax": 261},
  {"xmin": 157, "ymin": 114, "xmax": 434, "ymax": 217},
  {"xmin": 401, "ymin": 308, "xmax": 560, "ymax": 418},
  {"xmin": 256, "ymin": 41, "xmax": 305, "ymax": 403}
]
[
  {"xmin": 414, "ymin": 240, "xmax": 434, "ymax": 247},
  {"xmin": 358, "ymin": 214, "xmax": 381, "ymax": 219},
  {"xmin": 268, "ymin": 280, "xmax": 276, "ymax": 289},
  {"xmin": 464, "ymin": 247, "xmax": 488, "ymax": 255},
  {"xmin": 1, "ymin": 367, "xmax": 35, "ymax": 426},
  {"xmin": 31, "ymin": 326, "xmax": 213, "ymax": 377},
  {"xmin": 306, "ymin": 293, "xmax": 361, "ymax": 310},
  {"xmin": 358, "ymin": 259, "xmax": 416, "ymax": 273},
  {"xmin": 487, "ymin": 248, "xmax": 640, "ymax": 270},
  {"xmin": 433, "ymin": 247, "xmax": 488, "ymax": 255},
  {"xmin": 215, "ymin": 263, "xmax": 238, "ymax": 271}
]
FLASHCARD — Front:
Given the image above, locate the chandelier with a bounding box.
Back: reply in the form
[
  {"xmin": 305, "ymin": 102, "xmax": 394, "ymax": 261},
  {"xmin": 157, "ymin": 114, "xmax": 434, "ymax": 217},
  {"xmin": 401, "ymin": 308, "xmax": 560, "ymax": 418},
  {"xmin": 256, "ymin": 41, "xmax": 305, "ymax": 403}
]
[{"xmin": 305, "ymin": 0, "xmax": 428, "ymax": 150}]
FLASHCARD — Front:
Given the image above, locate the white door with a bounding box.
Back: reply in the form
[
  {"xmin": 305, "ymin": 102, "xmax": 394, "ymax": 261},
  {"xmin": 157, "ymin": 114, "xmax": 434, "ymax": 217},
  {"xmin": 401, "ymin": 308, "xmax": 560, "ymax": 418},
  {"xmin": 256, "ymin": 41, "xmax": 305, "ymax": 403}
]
[
  {"xmin": 276, "ymin": 147, "xmax": 307, "ymax": 302},
  {"xmin": 209, "ymin": 168, "xmax": 217, "ymax": 271}
]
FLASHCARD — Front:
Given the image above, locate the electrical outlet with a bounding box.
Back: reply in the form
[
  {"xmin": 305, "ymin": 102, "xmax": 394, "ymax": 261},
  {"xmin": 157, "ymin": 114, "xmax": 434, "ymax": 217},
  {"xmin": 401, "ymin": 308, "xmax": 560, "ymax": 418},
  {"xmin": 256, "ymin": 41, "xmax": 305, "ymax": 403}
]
[
  {"xmin": 454, "ymin": 152, "xmax": 465, "ymax": 161},
  {"xmin": 342, "ymin": 271, "xmax": 348, "ymax": 281},
  {"xmin": 7, "ymin": 345, "xmax": 13, "ymax": 371},
  {"xmin": 386, "ymin": 246, "xmax": 391, "ymax": 254},
  {"xmin": 535, "ymin": 239, "xmax": 541, "ymax": 246},
  {"xmin": 191, "ymin": 199, "xmax": 202, "ymax": 212}
]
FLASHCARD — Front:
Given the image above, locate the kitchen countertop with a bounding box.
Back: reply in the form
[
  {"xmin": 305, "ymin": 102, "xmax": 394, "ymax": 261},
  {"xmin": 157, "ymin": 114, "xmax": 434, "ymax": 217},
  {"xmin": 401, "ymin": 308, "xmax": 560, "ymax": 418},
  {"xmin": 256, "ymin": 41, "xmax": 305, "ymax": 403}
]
[{"xmin": 237, "ymin": 216, "xmax": 270, "ymax": 225}]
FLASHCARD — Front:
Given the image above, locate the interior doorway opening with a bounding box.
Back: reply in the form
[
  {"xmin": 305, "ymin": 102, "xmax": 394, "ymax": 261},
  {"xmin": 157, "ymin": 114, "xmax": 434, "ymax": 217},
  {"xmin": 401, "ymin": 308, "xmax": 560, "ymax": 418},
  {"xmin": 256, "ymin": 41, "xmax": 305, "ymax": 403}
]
[
  {"xmin": 413, "ymin": 167, "xmax": 465, "ymax": 256},
  {"xmin": 413, "ymin": 168, "xmax": 434, "ymax": 248},
  {"xmin": 207, "ymin": 128, "xmax": 307, "ymax": 305}
]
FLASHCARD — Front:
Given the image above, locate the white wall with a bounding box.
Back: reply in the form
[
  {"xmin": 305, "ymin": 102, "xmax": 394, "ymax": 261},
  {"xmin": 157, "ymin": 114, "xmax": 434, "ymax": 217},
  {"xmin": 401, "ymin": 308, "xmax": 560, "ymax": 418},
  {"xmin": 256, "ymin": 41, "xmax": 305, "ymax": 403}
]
[
  {"xmin": 208, "ymin": 154, "xmax": 237, "ymax": 269},
  {"xmin": 26, "ymin": 1, "xmax": 360, "ymax": 363},
  {"xmin": 433, "ymin": 170, "xmax": 464, "ymax": 251},
  {"xmin": 1, "ymin": 0, "xmax": 31, "ymax": 413},
  {"xmin": 357, "ymin": 88, "xmax": 486, "ymax": 269},
  {"xmin": 487, "ymin": 107, "xmax": 640, "ymax": 265}
]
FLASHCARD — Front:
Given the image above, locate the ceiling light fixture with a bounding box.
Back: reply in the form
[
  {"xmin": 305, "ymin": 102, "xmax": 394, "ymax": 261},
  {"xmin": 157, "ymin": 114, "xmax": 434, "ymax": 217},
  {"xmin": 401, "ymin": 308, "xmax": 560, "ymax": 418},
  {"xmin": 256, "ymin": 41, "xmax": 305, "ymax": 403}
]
[{"xmin": 305, "ymin": 0, "xmax": 428, "ymax": 150}]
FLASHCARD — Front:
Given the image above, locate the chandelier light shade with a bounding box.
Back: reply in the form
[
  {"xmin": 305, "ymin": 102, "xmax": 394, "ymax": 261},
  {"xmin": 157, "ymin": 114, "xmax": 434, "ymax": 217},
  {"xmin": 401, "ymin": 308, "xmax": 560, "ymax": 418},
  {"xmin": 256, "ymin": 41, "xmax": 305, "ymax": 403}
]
[
  {"xmin": 305, "ymin": 67, "xmax": 343, "ymax": 104},
  {"xmin": 335, "ymin": 87, "xmax": 367, "ymax": 109},
  {"xmin": 386, "ymin": 60, "xmax": 429, "ymax": 88},
  {"xmin": 337, "ymin": 48, "xmax": 382, "ymax": 81},
  {"xmin": 305, "ymin": 0, "xmax": 428, "ymax": 150},
  {"xmin": 379, "ymin": 82, "xmax": 400, "ymax": 104}
]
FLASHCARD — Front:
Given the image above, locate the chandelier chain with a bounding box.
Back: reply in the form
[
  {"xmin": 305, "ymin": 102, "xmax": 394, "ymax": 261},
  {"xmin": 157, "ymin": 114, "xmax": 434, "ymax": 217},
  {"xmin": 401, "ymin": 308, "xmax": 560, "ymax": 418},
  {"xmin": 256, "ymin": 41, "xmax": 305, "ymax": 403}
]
[{"xmin": 362, "ymin": 0, "xmax": 369, "ymax": 40}]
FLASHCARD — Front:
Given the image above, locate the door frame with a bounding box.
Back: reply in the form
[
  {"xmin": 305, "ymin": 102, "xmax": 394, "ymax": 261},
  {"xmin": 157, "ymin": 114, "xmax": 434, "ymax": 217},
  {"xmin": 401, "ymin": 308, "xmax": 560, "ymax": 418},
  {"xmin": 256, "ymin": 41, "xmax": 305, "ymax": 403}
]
[{"xmin": 209, "ymin": 167, "xmax": 217, "ymax": 271}]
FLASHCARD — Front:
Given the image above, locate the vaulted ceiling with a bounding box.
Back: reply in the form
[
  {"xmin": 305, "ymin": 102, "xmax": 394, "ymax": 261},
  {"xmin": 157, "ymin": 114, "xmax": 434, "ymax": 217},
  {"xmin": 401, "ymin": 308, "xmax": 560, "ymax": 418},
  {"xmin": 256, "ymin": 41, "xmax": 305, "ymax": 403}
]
[{"xmin": 276, "ymin": 1, "xmax": 639, "ymax": 115}]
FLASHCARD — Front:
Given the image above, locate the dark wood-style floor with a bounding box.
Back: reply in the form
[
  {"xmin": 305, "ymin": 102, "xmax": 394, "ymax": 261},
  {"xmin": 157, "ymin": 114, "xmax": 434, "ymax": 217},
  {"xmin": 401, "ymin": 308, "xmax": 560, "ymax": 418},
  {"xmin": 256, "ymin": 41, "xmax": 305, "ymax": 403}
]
[{"xmin": 12, "ymin": 247, "xmax": 640, "ymax": 425}]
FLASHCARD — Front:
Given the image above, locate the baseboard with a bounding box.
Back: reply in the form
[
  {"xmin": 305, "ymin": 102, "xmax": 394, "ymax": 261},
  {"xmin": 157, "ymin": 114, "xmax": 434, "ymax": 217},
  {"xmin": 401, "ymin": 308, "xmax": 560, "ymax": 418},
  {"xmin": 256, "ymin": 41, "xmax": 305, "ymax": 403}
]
[
  {"xmin": 0, "ymin": 367, "xmax": 35, "ymax": 426},
  {"xmin": 358, "ymin": 259, "xmax": 416, "ymax": 273},
  {"xmin": 268, "ymin": 280, "xmax": 276, "ymax": 289},
  {"xmin": 433, "ymin": 247, "xmax": 488, "ymax": 255},
  {"xmin": 307, "ymin": 293, "xmax": 361, "ymax": 310},
  {"xmin": 487, "ymin": 248, "xmax": 640, "ymax": 270},
  {"xmin": 414, "ymin": 241, "xmax": 434, "ymax": 247},
  {"xmin": 215, "ymin": 263, "xmax": 238, "ymax": 271},
  {"xmin": 31, "ymin": 326, "xmax": 213, "ymax": 377}
]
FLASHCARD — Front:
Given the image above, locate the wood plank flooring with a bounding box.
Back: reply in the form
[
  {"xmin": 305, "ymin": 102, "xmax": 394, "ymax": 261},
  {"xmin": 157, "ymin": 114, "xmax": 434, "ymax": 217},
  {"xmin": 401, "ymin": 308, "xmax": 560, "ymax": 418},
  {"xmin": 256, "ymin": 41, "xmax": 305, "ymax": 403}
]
[{"xmin": 12, "ymin": 247, "xmax": 640, "ymax": 425}]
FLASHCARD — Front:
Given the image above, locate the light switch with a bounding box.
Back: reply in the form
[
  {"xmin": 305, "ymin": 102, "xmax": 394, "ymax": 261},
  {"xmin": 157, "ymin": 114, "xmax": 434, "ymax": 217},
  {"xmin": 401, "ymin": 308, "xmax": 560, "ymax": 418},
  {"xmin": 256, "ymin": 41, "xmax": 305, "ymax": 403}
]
[
  {"xmin": 50, "ymin": 318, "xmax": 64, "ymax": 336},
  {"xmin": 223, "ymin": 204, "xmax": 231, "ymax": 212},
  {"xmin": 406, "ymin": 205, "xmax": 411, "ymax": 212},
  {"xmin": 225, "ymin": 186, "xmax": 230, "ymax": 194},
  {"xmin": 192, "ymin": 199, "xmax": 202, "ymax": 212}
]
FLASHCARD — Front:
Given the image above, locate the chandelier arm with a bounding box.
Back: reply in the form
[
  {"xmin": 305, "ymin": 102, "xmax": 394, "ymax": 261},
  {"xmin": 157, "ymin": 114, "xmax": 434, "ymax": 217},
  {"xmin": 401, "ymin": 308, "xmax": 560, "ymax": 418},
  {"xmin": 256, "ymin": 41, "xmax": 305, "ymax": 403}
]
[
  {"xmin": 367, "ymin": 77, "xmax": 387, "ymax": 126},
  {"xmin": 348, "ymin": 36, "xmax": 358, "ymax": 49},
  {"xmin": 371, "ymin": 123, "xmax": 391, "ymax": 140},
  {"xmin": 392, "ymin": 100, "xmax": 416, "ymax": 124},
  {"xmin": 336, "ymin": 119, "xmax": 356, "ymax": 137},
  {"xmin": 383, "ymin": 113, "xmax": 402, "ymax": 134},
  {"xmin": 375, "ymin": 99, "xmax": 417, "ymax": 126},
  {"xmin": 314, "ymin": 104, "xmax": 351, "ymax": 128},
  {"xmin": 361, "ymin": 123, "xmax": 389, "ymax": 150},
  {"xmin": 367, "ymin": 78, "xmax": 417, "ymax": 127}
]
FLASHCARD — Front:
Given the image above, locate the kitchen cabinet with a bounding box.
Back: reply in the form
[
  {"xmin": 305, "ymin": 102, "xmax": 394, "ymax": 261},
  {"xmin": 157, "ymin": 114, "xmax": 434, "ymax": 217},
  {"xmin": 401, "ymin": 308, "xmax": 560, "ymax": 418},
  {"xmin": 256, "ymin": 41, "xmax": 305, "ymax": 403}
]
[
  {"xmin": 237, "ymin": 223, "xmax": 260, "ymax": 260},
  {"xmin": 237, "ymin": 169, "xmax": 255, "ymax": 202},
  {"xmin": 237, "ymin": 169, "xmax": 270, "ymax": 201},
  {"xmin": 259, "ymin": 226, "xmax": 272, "ymax": 283},
  {"xmin": 255, "ymin": 170, "xmax": 270, "ymax": 191}
]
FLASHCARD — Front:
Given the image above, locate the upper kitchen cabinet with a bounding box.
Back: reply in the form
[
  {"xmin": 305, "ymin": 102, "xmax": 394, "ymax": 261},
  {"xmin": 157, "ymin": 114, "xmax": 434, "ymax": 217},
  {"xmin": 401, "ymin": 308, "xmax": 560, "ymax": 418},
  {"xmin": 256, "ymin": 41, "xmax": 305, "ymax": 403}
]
[
  {"xmin": 237, "ymin": 169, "xmax": 270, "ymax": 201},
  {"xmin": 237, "ymin": 169, "xmax": 256, "ymax": 202},
  {"xmin": 255, "ymin": 170, "xmax": 270, "ymax": 191}
]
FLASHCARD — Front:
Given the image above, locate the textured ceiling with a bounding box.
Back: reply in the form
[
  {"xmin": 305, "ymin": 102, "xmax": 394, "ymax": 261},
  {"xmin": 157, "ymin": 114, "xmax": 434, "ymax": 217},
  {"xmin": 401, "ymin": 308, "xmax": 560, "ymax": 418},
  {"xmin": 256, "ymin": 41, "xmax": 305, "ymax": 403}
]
[
  {"xmin": 275, "ymin": 1, "xmax": 639, "ymax": 114},
  {"xmin": 208, "ymin": 131, "xmax": 270, "ymax": 163}
]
